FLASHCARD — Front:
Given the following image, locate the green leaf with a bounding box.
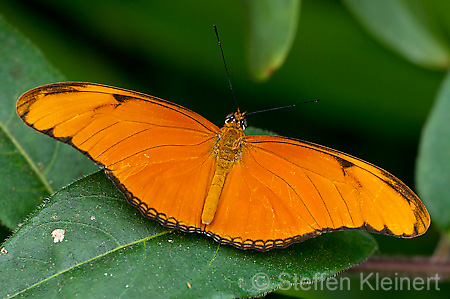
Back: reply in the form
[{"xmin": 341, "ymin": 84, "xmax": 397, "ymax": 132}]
[
  {"xmin": 416, "ymin": 70, "xmax": 450, "ymax": 231},
  {"xmin": 0, "ymin": 14, "xmax": 97, "ymax": 229},
  {"xmin": 245, "ymin": 126, "xmax": 277, "ymax": 136},
  {"xmin": 0, "ymin": 129, "xmax": 48, "ymax": 229},
  {"xmin": 243, "ymin": 0, "xmax": 300, "ymax": 81},
  {"xmin": 343, "ymin": 0, "xmax": 450, "ymax": 70},
  {"xmin": 0, "ymin": 171, "xmax": 377, "ymax": 298}
]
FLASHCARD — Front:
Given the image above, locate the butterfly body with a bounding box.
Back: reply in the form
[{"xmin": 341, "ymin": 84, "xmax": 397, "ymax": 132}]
[
  {"xmin": 202, "ymin": 110, "xmax": 246, "ymax": 225},
  {"xmin": 16, "ymin": 82, "xmax": 430, "ymax": 251}
]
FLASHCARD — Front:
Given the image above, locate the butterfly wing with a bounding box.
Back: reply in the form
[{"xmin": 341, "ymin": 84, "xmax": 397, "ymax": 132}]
[
  {"xmin": 17, "ymin": 82, "xmax": 219, "ymax": 231},
  {"xmin": 17, "ymin": 83, "xmax": 430, "ymax": 251},
  {"xmin": 205, "ymin": 135, "xmax": 430, "ymax": 251}
]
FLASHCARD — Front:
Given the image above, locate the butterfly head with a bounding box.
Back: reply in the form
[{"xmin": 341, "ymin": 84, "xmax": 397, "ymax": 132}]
[{"xmin": 225, "ymin": 109, "xmax": 247, "ymax": 130}]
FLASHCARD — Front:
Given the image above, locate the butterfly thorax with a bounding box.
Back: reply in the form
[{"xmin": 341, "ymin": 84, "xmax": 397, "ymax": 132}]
[
  {"xmin": 201, "ymin": 110, "xmax": 247, "ymax": 225},
  {"xmin": 214, "ymin": 109, "xmax": 247, "ymax": 163},
  {"xmin": 214, "ymin": 124, "xmax": 245, "ymax": 162}
]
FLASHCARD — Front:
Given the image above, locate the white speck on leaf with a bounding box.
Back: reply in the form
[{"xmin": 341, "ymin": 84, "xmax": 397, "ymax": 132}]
[{"xmin": 51, "ymin": 229, "xmax": 65, "ymax": 243}]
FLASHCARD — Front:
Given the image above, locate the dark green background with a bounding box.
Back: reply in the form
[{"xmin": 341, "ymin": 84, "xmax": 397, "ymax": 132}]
[{"xmin": 1, "ymin": 0, "xmax": 447, "ymax": 298}]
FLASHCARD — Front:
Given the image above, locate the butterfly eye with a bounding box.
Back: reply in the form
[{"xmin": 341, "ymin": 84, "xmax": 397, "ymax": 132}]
[
  {"xmin": 225, "ymin": 113, "xmax": 235, "ymax": 124},
  {"xmin": 240, "ymin": 119, "xmax": 248, "ymax": 130}
]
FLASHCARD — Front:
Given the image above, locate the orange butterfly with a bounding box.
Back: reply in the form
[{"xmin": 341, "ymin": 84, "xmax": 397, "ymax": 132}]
[{"xmin": 16, "ymin": 82, "xmax": 430, "ymax": 251}]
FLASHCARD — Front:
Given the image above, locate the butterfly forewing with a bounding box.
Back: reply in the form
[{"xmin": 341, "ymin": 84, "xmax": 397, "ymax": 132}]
[{"xmin": 17, "ymin": 82, "xmax": 219, "ymax": 231}]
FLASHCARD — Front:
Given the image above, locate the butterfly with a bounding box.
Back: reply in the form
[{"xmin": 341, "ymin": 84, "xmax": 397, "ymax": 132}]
[{"xmin": 16, "ymin": 82, "xmax": 430, "ymax": 251}]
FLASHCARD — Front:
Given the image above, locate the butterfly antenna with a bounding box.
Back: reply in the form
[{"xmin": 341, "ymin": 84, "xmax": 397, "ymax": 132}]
[
  {"xmin": 246, "ymin": 99, "xmax": 319, "ymax": 116},
  {"xmin": 214, "ymin": 25, "xmax": 239, "ymax": 109}
]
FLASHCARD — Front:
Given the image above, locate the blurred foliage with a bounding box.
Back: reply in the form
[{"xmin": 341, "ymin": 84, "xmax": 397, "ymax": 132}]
[
  {"xmin": 343, "ymin": 0, "xmax": 450, "ymax": 69},
  {"xmin": 243, "ymin": 0, "xmax": 300, "ymax": 81},
  {"xmin": 1, "ymin": 0, "xmax": 449, "ymax": 298},
  {"xmin": 417, "ymin": 71, "xmax": 450, "ymax": 230},
  {"xmin": 0, "ymin": 14, "xmax": 97, "ymax": 229}
]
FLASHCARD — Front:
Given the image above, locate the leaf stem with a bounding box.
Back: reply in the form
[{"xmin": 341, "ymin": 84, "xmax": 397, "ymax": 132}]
[
  {"xmin": 346, "ymin": 256, "xmax": 450, "ymax": 280},
  {"xmin": 432, "ymin": 232, "xmax": 450, "ymax": 262}
]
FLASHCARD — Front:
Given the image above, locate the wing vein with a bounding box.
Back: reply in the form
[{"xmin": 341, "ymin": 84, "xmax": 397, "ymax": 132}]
[
  {"xmin": 304, "ymin": 173, "xmax": 335, "ymax": 228},
  {"xmin": 107, "ymin": 137, "xmax": 215, "ymax": 168},
  {"xmin": 244, "ymin": 149, "xmax": 320, "ymax": 231}
]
